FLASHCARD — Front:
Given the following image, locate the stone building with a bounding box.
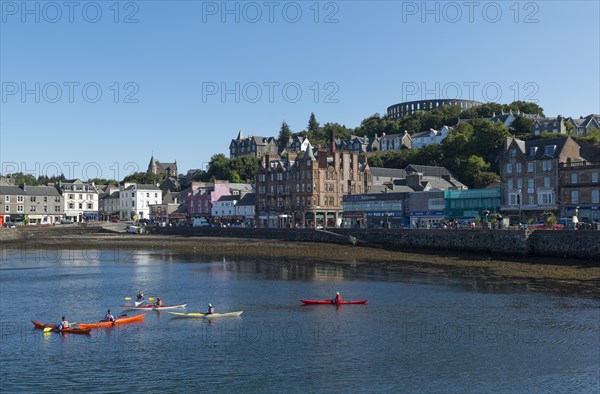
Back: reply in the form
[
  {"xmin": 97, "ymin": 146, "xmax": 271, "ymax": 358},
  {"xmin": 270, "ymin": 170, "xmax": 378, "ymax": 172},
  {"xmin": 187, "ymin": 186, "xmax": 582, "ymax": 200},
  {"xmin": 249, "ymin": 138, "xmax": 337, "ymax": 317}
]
[
  {"xmin": 229, "ymin": 131, "xmax": 278, "ymax": 159},
  {"xmin": 256, "ymin": 146, "xmax": 372, "ymax": 228},
  {"xmin": 499, "ymin": 136, "xmax": 580, "ymax": 223},
  {"xmin": 147, "ymin": 156, "xmax": 178, "ymax": 178}
]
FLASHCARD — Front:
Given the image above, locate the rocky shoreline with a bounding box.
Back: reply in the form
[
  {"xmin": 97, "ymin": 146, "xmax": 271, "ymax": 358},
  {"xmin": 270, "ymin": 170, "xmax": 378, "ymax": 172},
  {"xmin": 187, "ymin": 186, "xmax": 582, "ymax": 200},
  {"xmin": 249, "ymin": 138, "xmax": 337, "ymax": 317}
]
[{"xmin": 3, "ymin": 231, "xmax": 599, "ymax": 298}]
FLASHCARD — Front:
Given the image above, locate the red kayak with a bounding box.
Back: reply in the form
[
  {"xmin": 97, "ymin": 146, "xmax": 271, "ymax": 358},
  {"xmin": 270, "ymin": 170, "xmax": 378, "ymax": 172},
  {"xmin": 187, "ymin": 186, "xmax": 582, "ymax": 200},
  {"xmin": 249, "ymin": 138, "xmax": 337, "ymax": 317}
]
[
  {"xmin": 31, "ymin": 321, "xmax": 92, "ymax": 334},
  {"xmin": 300, "ymin": 299, "xmax": 367, "ymax": 305}
]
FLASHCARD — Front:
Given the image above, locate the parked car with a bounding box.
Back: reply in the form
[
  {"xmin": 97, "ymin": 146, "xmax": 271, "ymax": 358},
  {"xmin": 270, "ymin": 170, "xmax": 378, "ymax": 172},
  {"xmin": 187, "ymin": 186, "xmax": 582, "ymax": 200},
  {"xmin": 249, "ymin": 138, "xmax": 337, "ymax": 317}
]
[
  {"xmin": 193, "ymin": 218, "xmax": 210, "ymax": 228},
  {"xmin": 125, "ymin": 225, "xmax": 140, "ymax": 234},
  {"xmin": 60, "ymin": 219, "xmax": 74, "ymax": 224},
  {"xmin": 111, "ymin": 218, "xmax": 120, "ymax": 223},
  {"xmin": 3, "ymin": 222, "xmax": 16, "ymax": 228}
]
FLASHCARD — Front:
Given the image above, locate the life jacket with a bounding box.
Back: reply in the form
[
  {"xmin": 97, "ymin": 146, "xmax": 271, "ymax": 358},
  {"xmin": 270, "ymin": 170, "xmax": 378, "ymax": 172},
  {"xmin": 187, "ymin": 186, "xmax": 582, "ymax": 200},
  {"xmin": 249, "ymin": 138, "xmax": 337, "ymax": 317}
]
[
  {"xmin": 156, "ymin": 300, "xmax": 163, "ymax": 307},
  {"xmin": 62, "ymin": 321, "xmax": 70, "ymax": 329},
  {"xmin": 207, "ymin": 307, "xmax": 214, "ymax": 314},
  {"xmin": 105, "ymin": 314, "xmax": 114, "ymax": 322}
]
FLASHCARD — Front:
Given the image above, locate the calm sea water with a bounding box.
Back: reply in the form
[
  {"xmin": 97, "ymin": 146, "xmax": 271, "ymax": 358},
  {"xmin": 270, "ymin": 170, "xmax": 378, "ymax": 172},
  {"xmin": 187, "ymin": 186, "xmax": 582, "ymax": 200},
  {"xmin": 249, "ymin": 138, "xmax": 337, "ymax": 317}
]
[{"xmin": 0, "ymin": 249, "xmax": 598, "ymax": 393}]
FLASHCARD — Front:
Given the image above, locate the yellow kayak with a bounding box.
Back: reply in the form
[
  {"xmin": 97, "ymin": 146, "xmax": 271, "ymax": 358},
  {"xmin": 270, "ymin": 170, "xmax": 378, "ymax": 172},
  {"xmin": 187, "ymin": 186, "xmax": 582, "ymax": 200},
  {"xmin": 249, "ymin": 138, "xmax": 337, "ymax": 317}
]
[{"xmin": 167, "ymin": 311, "xmax": 243, "ymax": 318}]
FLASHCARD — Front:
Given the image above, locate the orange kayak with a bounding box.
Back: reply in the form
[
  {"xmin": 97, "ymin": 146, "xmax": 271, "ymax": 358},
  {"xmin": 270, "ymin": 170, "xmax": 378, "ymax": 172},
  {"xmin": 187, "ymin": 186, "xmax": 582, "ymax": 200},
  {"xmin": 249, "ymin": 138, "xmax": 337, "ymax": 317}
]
[
  {"xmin": 31, "ymin": 320, "xmax": 92, "ymax": 335},
  {"xmin": 78, "ymin": 314, "xmax": 145, "ymax": 329}
]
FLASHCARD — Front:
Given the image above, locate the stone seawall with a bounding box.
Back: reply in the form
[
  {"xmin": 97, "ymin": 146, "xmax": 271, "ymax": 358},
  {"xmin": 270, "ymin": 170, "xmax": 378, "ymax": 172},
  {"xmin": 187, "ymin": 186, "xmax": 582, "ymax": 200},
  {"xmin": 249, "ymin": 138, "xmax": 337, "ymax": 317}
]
[
  {"xmin": 154, "ymin": 227, "xmax": 600, "ymax": 261},
  {"xmin": 2, "ymin": 226, "xmax": 599, "ymax": 261}
]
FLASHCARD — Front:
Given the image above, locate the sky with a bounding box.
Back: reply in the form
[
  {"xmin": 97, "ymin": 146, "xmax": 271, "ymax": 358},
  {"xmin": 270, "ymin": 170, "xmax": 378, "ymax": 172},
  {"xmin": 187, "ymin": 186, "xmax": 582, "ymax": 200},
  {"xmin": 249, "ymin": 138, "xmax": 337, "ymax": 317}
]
[{"xmin": 1, "ymin": 0, "xmax": 599, "ymax": 181}]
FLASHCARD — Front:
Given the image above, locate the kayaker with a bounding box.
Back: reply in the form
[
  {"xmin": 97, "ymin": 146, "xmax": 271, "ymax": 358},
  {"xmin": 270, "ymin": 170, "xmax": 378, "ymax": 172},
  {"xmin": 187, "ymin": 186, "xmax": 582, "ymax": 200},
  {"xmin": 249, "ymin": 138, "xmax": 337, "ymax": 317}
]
[
  {"xmin": 58, "ymin": 316, "xmax": 70, "ymax": 330},
  {"xmin": 105, "ymin": 309, "xmax": 116, "ymax": 322},
  {"xmin": 155, "ymin": 298, "xmax": 163, "ymax": 307},
  {"xmin": 207, "ymin": 304, "xmax": 214, "ymax": 314},
  {"xmin": 136, "ymin": 290, "xmax": 144, "ymax": 301},
  {"xmin": 333, "ymin": 292, "xmax": 342, "ymax": 304}
]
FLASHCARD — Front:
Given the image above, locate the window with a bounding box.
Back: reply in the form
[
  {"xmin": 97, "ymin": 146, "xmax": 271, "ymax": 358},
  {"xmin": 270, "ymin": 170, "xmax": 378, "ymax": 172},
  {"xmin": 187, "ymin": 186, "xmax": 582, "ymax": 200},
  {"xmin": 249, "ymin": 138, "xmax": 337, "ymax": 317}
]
[
  {"xmin": 542, "ymin": 160, "xmax": 552, "ymax": 172},
  {"xmin": 30, "ymin": 206, "xmax": 36, "ymax": 212},
  {"xmin": 506, "ymin": 164, "xmax": 512, "ymax": 174},
  {"xmin": 79, "ymin": 203, "xmax": 83, "ymax": 209},
  {"xmin": 17, "ymin": 205, "xmax": 24, "ymax": 212},
  {"xmin": 5, "ymin": 205, "xmax": 9, "ymax": 212},
  {"xmin": 17, "ymin": 196, "xmax": 24, "ymax": 202},
  {"xmin": 88, "ymin": 203, "xmax": 93, "ymax": 209},
  {"xmin": 4, "ymin": 195, "xmax": 8, "ymax": 202},
  {"xmin": 527, "ymin": 178, "xmax": 534, "ymax": 190},
  {"xmin": 69, "ymin": 194, "xmax": 74, "ymax": 199},
  {"xmin": 517, "ymin": 178, "xmax": 523, "ymax": 189},
  {"xmin": 69, "ymin": 202, "xmax": 74, "ymax": 209},
  {"xmin": 509, "ymin": 193, "xmax": 519, "ymax": 205},
  {"xmin": 571, "ymin": 191, "xmax": 579, "ymax": 204},
  {"xmin": 537, "ymin": 192, "xmax": 553, "ymax": 205},
  {"xmin": 146, "ymin": 193, "xmax": 149, "ymax": 197},
  {"xmin": 592, "ymin": 190, "xmax": 599, "ymax": 204},
  {"xmin": 528, "ymin": 195, "xmax": 535, "ymax": 205},
  {"xmin": 508, "ymin": 179, "xmax": 513, "ymax": 190},
  {"xmin": 516, "ymin": 163, "xmax": 522, "ymax": 173},
  {"xmin": 527, "ymin": 163, "xmax": 534, "ymax": 173},
  {"xmin": 544, "ymin": 177, "xmax": 550, "ymax": 188},
  {"xmin": 544, "ymin": 145, "xmax": 555, "ymax": 156},
  {"xmin": 571, "ymin": 173, "xmax": 578, "ymax": 184},
  {"xmin": 79, "ymin": 194, "xmax": 83, "ymax": 200},
  {"xmin": 592, "ymin": 172, "xmax": 598, "ymax": 183}
]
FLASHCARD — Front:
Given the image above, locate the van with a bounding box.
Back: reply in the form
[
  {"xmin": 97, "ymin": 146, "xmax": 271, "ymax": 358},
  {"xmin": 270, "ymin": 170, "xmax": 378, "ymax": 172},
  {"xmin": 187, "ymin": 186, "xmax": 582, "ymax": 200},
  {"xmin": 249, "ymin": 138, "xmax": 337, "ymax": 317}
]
[
  {"xmin": 193, "ymin": 218, "xmax": 210, "ymax": 228},
  {"xmin": 125, "ymin": 225, "xmax": 140, "ymax": 234}
]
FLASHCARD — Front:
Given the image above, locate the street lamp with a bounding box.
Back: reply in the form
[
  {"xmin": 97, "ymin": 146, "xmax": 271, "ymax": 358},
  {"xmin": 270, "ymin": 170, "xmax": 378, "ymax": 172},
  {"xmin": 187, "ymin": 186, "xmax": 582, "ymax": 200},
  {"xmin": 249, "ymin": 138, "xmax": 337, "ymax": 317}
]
[{"xmin": 518, "ymin": 189, "xmax": 522, "ymax": 226}]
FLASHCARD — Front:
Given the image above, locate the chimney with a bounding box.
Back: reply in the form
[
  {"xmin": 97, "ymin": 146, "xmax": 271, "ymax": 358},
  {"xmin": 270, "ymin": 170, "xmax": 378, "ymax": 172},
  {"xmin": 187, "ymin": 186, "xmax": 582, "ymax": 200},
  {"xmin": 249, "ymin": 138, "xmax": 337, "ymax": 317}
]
[
  {"xmin": 329, "ymin": 128, "xmax": 336, "ymax": 155},
  {"xmin": 318, "ymin": 149, "xmax": 328, "ymax": 168},
  {"xmin": 406, "ymin": 172, "xmax": 423, "ymax": 189}
]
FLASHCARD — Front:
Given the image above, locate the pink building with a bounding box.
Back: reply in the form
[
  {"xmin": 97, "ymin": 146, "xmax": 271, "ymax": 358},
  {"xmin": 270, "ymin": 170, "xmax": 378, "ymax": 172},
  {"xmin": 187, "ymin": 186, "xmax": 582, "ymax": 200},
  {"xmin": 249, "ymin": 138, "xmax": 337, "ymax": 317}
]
[{"xmin": 187, "ymin": 181, "xmax": 231, "ymax": 217}]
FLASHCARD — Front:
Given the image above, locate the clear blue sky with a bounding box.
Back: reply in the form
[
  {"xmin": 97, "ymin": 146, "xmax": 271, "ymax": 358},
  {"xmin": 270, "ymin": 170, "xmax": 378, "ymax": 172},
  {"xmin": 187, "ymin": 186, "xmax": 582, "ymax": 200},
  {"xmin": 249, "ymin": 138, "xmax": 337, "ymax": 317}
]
[{"xmin": 1, "ymin": 0, "xmax": 599, "ymax": 180}]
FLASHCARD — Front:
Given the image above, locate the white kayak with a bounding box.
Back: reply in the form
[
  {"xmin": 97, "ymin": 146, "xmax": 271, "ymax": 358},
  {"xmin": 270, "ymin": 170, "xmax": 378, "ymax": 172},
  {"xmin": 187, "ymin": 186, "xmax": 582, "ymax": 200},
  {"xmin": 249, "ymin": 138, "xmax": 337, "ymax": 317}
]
[
  {"xmin": 120, "ymin": 303, "xmax": 187, "ymax": 310},
  {"xmin": 167, "ymin": 311, "xmax": 243, "ymax": 318}
]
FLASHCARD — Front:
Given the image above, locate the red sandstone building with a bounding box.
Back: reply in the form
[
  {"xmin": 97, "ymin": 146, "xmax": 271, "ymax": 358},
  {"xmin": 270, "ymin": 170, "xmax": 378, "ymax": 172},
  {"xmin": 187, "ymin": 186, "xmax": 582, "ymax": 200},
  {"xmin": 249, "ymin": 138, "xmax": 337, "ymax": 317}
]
[{"xmin": 256, "ymin": 146, "xmax": 372, "ymax": 228}]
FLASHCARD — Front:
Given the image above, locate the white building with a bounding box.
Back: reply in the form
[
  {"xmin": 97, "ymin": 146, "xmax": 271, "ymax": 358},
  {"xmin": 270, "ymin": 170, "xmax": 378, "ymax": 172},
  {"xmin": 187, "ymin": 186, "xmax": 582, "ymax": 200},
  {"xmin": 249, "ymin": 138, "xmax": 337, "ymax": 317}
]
[
  {"xmin": 119, "ymin": 183, "xmax": 162, "ymax": 221},
  {"xmin": 212, "ymin": 195, "xmax": 239, "ymax": 220},
  {"xmin": 379, "ymin": 131, "xmax": 412, "ymax": 151},
  {"xmin": 57, "ymin": 179, "xmax": 99, "ymax": 222},
  {"xmin": 412, "ymin": 126, "xmax": 452, "ymax": 149},
  {"xmin": 235, "ymin": 193, "xmax": 256, "ymax": 227}
]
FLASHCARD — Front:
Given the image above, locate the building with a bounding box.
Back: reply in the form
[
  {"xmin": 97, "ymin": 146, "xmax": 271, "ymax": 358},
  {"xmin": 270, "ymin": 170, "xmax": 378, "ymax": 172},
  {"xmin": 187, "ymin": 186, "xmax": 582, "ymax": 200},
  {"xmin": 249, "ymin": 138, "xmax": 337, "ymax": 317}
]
[
  {"xmin": 0, "ymin": 184, "xmax": 63, "ymax": 225},
  {"xmin": 411, "ymin": 126, "xmax": 452, "ymax": 149},
  {"xmin": 57, "ymin": 179, "xmax": 99, "ymax": 222},
  {"xmin": 387, "ymin": 99, "xmax": 482, "ymax": 119},
  {"xmin": 119, "ymin": 183, "xmax": 161, "ymax": 221},
  {"xmin": 444, "ymin": 189, "xmax": 502, "ymax": 222},
  {"xmin": 211, "ymin": 195, "xmax": 240, "ymax": 223},
  {"xmin": 342, "ymin": 192, "xmax": 407, "ymax": 228},
  {"xmin": 98, "ymin": 185, "xmax": 120, "ymax": 221},
  {"xmin": 499, "ymin": 136, "xmax": 580, "ymax": 224},
  {"xmin": 336, "ymin": 135, "xmax": 380, "ymax": 153},
  {"xmin": 531, "ymin": 116, "xmax": 567, "ymax": 136},
  {"xmin": 558, "ymin": 145, "xmax": 600, "ymax": 223},
  {"xmin": 566, "ymin": 114, "xmax": 600, "ymax": 137},
  {"xmin": 229, "ymin": 131, "xmax": 278, "ymax": 159},
  {"xmin": 147, "ymin": 155, "xmax": 178, "ymax": 178},
  {"xmin": 187, "ymin": 181, "xmax": 231, "ymax": 218},
  {"xmin": 283, "ymin": 136, "xmax": 311, "ymax": 153},
  {"xmin": 256, "ymin": 147, "xmax": 373, "ymax": 228},
  {"xmin": 407, "ymin": 191, "xmax": 446, "ymax": 228},
  {"xmin": 236, "ymin": 193, "xmax": 256, "ymax": 227},
  {"xmin": 379, "ymin": 131, "xmax": 412, "ymax": 151}
]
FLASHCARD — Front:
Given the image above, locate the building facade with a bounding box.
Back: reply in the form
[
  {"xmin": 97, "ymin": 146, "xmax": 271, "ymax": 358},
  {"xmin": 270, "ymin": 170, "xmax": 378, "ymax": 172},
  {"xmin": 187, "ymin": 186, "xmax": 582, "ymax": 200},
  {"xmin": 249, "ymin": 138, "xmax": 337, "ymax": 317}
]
[
  {"xmin": 0, "ymin": 184, "xmax": 64, "ymax": 225},
  {"xmin": 379, "ymin": 132, "xmax": 412, "ymax": 151},
  {"xmin": 559, "ymin": 161, "xmax": 600, "ymax": 223},
  {"xmin": 387, "ymin": 99, "xmax": 482, "ymax": 119},
  {"xmin": 119, "ymin": 183, "xmax": 162, "ymax": 221},
  {"xmin": 229, "ymin": 131, "xmax": 278, "ymax": 158},
  {"xmin": 147, "ymin": 156, "xmax": 178, "ymax": 178},
  {"xmin": 256, "ymin": 149, "xmax": 373, "ymax": 228},
  {"xmin": 499, "ymin": 137, "xmax": 580, "ymax": 224},
  {"xmin": 411, "ymin": 126, "xmax": 452, "ymax": 149},
  {"xmin": 57, "ymin": 179, "xmax": 99, "ymax": 222}
]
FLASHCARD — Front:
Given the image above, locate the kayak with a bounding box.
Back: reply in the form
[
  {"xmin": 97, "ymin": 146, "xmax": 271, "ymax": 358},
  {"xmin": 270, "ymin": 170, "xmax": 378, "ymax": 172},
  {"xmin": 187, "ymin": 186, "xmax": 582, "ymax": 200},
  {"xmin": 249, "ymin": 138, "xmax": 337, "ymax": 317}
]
[
  {"xmin": 300, "ymin": 299, "xmax": 367, "ymax": 305},
  {"xmin": 31, "ymin": 320, "xmax": 92, "ymax": 335},
  {"xmin": 120, "ymin": 303, "xmax": 187, "ymax": 310},
  {"xmin": 77, "ymin": 314, "xmax": 145, "ymax": 329},
  {"xmin": 167, "ymin": 311, "xmax": 243, "ymax": 318}
]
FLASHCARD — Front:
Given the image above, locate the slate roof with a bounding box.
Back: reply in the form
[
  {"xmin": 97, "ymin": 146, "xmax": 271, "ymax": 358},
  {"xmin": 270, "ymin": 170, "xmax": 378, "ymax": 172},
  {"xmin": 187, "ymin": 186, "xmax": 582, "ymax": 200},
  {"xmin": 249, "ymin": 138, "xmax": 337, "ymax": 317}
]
[
  {"xmin": 370, "ymin": 167, "xmax": 407, "ymax": 179},
  {"xmin": 238, "ymin": 193, "xmax": 256, "ymax": 206}
]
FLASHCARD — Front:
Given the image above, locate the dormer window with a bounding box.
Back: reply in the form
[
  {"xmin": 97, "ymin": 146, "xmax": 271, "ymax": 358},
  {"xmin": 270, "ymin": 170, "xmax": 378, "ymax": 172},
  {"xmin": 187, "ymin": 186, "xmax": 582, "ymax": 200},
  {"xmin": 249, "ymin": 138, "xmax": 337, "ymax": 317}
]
[
  {"xmin": 529, "ymin": 147, "xmax": 537, "ymax": 158},
  {"xmin": 544, "ymin": 145, "xmax": 556, "ymax": 156}
]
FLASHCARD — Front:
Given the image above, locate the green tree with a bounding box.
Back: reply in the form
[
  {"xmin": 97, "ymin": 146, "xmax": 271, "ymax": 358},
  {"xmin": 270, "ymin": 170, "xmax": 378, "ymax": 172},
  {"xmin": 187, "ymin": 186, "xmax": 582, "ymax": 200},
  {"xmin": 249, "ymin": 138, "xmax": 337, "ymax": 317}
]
[
  {"xmin": 307, "ymin": 112, "xmax": 320, "ymax": 142},
  {"xmin": 511, "ymin": 116, "xmax": 533, "ymax": 137},
  {"xmin": 277, "ymin": 121, "xmax": 292, "ymax": 151},
  {"xmin": 5, "ymin": 172, "xmax": 37, "ymax": 185}
]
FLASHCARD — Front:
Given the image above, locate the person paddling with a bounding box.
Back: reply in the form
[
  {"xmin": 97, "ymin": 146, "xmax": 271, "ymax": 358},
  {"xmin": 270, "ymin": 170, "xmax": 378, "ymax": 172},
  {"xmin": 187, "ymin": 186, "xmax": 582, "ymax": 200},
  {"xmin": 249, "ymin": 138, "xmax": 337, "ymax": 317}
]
[
  {"xmin": 155, "ymin": 298, "xmax": 163, "ymax": 307},
  {"xmin": 136, "ymin": 290, "xmax": 144, "ymax": 301},
  {"xmin": 333, "ymin": 292, "xmax": 342, "ymax": 304},
  {"xmin": 207, "ymin": 304, "xmax": 214, "ymax": 314},
  {"xmin": 105, "ymin": 309, "xmax": 116, "ymax": 322},
  {"xmin": 58, "ymin": 316, "xmax": 70, "ymax": 331}
]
